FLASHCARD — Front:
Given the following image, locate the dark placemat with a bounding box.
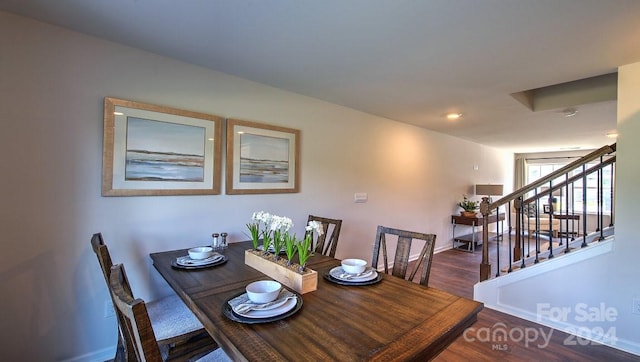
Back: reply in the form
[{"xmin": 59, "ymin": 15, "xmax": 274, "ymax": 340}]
[{"xmin": 323, "ymin": 271, "xmax": 383, "ymax": 286}]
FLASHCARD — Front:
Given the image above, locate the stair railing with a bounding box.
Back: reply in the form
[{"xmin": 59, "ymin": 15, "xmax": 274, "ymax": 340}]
[{"xmin": 479, "ymin": 143, "xmax": 616, "ymax": 281}]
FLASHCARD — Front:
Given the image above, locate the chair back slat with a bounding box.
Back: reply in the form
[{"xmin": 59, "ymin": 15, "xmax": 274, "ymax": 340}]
[{"xmin": 372, "ymin": 226, "xmax": 436, "ymax": 286}]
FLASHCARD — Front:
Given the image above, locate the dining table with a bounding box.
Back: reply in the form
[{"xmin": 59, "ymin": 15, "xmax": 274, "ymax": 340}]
[{"xmin": 150, "ymin": 241, "xmax": 483, "ymax": 361}]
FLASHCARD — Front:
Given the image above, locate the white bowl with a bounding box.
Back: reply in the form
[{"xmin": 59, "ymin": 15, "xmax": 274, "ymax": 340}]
[
  {"xmin": 188, "ymin": 246, "xmax": 213, "ymax": 260},
  {"xmin": 246, "ymin": 280, "xmax": 281, "ymax": 303},
  {"xmin": 341, "ymin": 258, "xmax": 367, "ymax": 274}
]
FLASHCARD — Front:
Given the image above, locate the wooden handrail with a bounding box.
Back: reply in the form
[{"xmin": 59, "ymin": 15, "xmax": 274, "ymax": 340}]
[
  {"xmin": 479, "ymin": 143, "xmax": 616, "ymax": 281},
  {"xmin": 487, "ymin": 143, "xmax": 615, "ymax": 211},
  {"xmin": 521, "ymin": 156, "xmax": 616, "ymax": 205}
]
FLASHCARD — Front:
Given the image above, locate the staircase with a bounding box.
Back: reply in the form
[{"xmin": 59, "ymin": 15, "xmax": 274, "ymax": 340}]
[{"xmin": 478, "ymin": 143, "xmax": 616, "ymax": 281}]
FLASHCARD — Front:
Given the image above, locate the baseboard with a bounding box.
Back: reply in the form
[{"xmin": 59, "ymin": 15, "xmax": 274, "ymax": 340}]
[
  {"xmin": 60, "ymin": 346, "xmax": 115, "ymax": 362},
  {"xmin": 434, "ymin": 243, "xmax": 452, "ymax": 254}
]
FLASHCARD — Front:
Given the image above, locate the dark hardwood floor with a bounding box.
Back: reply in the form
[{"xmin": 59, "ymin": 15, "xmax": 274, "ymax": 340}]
[{"xmin": 424, "ymin": 243, "xmax": 638, "ymax": 361}]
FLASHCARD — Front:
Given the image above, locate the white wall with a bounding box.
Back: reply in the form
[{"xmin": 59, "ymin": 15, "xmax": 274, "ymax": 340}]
[
  {"xmin": 0, "ymin": 13, "xmax": 512, "ymax": 361},
  {"xmin": 475, "ymin": 62, "xmax": 640, "ymax": 355}
]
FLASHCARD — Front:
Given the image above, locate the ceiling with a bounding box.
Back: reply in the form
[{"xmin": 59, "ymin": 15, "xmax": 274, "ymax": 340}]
[{"xmin": 3, "ymin": 0, "xmax": 640, "ymax": 153}]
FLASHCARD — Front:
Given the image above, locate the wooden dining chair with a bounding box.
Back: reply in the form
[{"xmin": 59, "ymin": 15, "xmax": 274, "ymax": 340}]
[
  {"xmin": 109, "ymin": 263, "xmax": 230, "ymax": 362},
  {"xmin": 91, "ymin": 233, "xmax": 221, "ymax": 362},
  {"xmin": 307, "ymin": 215, "xmax": 343, "ymax": 257},
  {"xmin": 371, "ymin": 226, "xmax": 436, "ymax": 286}
]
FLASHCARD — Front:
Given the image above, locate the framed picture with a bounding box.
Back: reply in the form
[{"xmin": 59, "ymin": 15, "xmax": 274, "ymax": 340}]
[
  {"xmin": 102, "ymin": 97, "xmax": 223, "ymax": 196},
  {"xmin": 543, "ymin": 204, "xmax": 552, "ymax": 214},
  {"xmin": 226, "ymin": 119, "xmax": 300, "ymax": 194}
]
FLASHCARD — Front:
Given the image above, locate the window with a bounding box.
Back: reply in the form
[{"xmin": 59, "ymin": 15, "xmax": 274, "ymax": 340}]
[
  {"xmin": 571, "ymin": 163, "xmax": 614, "ymax": 214},
  {"xmin": 526, "ymin": 162, "xmax": 567, "ymax": 211}
]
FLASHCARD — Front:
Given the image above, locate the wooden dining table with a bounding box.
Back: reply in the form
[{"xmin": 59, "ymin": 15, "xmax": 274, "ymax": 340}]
[{"xmin": 150, "ymin": 241, "xmax": 483, "ymax": 361}]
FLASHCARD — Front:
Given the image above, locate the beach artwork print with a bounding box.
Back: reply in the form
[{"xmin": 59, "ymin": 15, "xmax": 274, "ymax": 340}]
[
  {"xmin": 239, "ymin": 133, "xmax": 290, "ymax": 183},
  {"xmin": 125, "ymin": 117, "xmax": 205, "ymax": 182}
]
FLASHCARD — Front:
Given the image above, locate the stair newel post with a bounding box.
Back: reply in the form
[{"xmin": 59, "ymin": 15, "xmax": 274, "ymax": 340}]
[{"xmin": 479, "ymin": 197, "xmax": 491, "ymax": 281}]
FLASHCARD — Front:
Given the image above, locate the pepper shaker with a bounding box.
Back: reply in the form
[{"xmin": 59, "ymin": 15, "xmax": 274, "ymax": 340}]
[{"xmin": 220, "ymin": 232, "xmax": 228, "ymax": 247}]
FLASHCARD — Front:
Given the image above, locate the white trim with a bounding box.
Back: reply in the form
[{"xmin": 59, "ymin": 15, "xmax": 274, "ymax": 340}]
[
  {"xmin": 475, "ymin": 239, "xmax": 613, "ymax": 292},
  {"xmin": 473, "ymin": 238, "xmax": 640, "ymax": 356}
]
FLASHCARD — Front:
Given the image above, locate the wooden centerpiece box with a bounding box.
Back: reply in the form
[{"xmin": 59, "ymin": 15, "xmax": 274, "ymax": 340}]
[{"xmin": 244, "ymin": 250, "xmax": 317, "ymax": 294}]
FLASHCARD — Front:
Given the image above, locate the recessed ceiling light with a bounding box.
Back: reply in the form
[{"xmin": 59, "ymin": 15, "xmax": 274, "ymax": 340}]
[
  {"xmin": 606, "ymin": 132, "xmax": 618, "ymax": 138},
  {"xmin": 446, "ymin": 113, "xmax": 462, "ymax": 120},
  {"xmin": 562, "ymin": 108, "xmax": 578, "ymax": 117}
]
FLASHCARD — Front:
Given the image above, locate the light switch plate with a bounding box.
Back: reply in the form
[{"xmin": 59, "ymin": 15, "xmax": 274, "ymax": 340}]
[{"xmin": 354, "ymin": 192, "xmax": 368, "ymax": 203}]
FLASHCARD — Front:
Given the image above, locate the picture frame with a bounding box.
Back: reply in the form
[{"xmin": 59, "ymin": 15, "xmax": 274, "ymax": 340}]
[
  {"xmin": 226, "ymin": 119, "xmax": 300, "ymax": 194},
  {"xmin": 102, "ymin": 97, "xmax": 223, "ymax": 196},
  {"xmin": 543, "ymin": 204, "xmax": 552, "ymax": 214}
]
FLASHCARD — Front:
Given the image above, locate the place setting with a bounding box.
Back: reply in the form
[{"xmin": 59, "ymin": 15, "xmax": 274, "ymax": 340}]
[
  {"xmin": 223, "ymin": 280, "xmax": 303, "ymax": 324},
  {"xmin": 324, "ymin": 258, "xmax": 382, "ymax": 286},
  {"xmin": 171, "ymin": 246, "xmax": 227, "ymax": 270}
]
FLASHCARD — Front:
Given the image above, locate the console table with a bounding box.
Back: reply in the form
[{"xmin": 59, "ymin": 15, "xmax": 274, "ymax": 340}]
[
  {"xmin": 553, "ymin": 213, "xmax": 580, "ymax": 239},
  {"xmin": 451, "ymin": 213, "xmax": 505, "ymax": 252}
]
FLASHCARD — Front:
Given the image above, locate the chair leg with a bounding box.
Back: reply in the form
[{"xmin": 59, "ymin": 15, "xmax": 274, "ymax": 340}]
[
  {"xmin": 113, "ymin": 334, "xmax": 129, "ymax": 362},
  {"xmin": 163, "ymin": 330, "xmax": 218, "ymax": 362}
]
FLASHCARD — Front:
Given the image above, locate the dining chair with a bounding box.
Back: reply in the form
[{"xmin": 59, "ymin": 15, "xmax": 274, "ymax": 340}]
[
  {"xmin": 371, "ymin": 226, "xmax": 436, "ymax": 286},
  {"xmin": 91, "ymin": 233, "xmax": 221, "ymax": 362},
  {"xmin": 307, "ymin": 215, "xmax": 342, "ymax": 257},
  {"xmin": 109, "ymin": 263, "xmax": 230, "ymax": 362}
]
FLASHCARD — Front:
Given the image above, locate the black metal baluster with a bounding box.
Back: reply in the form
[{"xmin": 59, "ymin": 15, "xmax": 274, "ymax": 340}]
[
  {"xmin": 565, "ymin": 175, "xmax": 571, "ymax": 254},
  {"xmin": 609, "ymin": 163, "xmax": 615, "ymax": 227},
  {"xmin": 534, "ymin": 191, "xmax": 540, "ymax": 264},
  {"xmin": 571, "ymin": 181, "xmax": 577, "ymax": 241},
  {"xmin": 547, "ymin": 181, "xmax": 555, "ymax": 259},
  {"xmin": 598, "ymin": 156, "xmax": 605, "ymax": 241},
  {"xmin": 581, "ymin": 164, "xmax": 588, "ymax": 248},
  {"xmin": 495, "ymin": 205, "xmax": 501, "ymax": 277},
  {"xmin": 596, "ymin": 157, "xmax": 602, "ymax": 234},
  {"xmin": 520, "ymin": 198, "xmax": 526, "ymax": 270}
]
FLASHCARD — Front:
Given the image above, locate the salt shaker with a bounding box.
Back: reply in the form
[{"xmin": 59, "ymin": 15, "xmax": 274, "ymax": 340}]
[{"xmin": 211, "ymin": 233, "xmax": 220, "ymax": 248}]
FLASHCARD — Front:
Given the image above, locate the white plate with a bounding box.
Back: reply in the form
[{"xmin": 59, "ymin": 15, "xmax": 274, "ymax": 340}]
[
  {"xmin": 176, "ymin": 254, "xmax": 223, "ymax": 267},
  {"xmin": 235, "ymin": 297, "xmax": 297, "ymax": 319},
  {"xmin": 329, "ymin": 266, "xmax": 378, "ymax": 282}
]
